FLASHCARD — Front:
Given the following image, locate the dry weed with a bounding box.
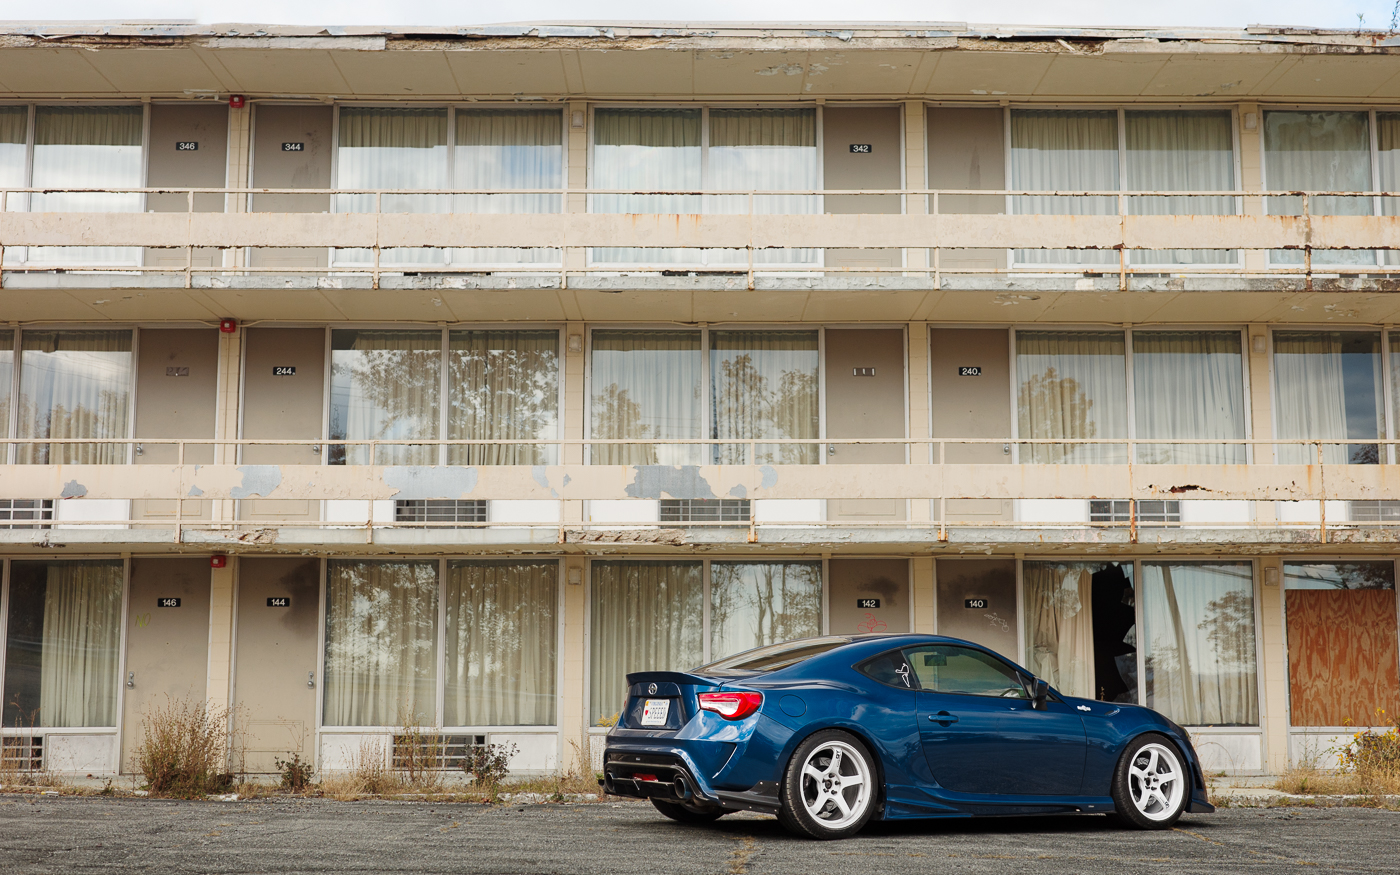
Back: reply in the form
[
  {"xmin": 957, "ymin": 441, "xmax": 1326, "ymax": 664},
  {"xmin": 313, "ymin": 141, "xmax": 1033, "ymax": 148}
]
[{"xmin": 131, "ymin": 695, "xmax": 234, "ymax": 798}]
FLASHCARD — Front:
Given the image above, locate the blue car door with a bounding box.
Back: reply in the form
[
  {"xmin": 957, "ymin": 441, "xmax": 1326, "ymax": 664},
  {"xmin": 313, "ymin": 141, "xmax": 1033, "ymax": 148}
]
[{"xmin": 906, "ymin": 644, "xmax": 1087, "ymax": 797}]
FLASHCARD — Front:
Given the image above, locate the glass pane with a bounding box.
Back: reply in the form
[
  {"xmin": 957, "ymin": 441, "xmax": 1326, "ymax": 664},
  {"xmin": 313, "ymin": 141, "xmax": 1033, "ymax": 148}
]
[
  {"xmin": 707, "ymin": 108, "xmax": 818, "ymax": 266},
  {"xmin": 1264, "ymin": 111, "xmax": 1374, "ymax": 266},
  {"xmin": 1016, "ymin": 331, "xmax": 1127, "ymax": 463},
  {"xmin": 1273, "ymin": 331, "xmax": 1382, "ymax": 464},
  {"xmin": 323, "ymin": 559, "xmax": 439, "ymax": 727},
  {"xmin": 1125, "ymin": 111, "xmax": 1236, "ymax": 265},
  {"xmin": 907, "ymin": 645, "xmax": 1027, "ymax": 697},
  {"xmin": 1142, "ymin": 562, "xmax": 1258, "ymax": 726},
  {"xmin": 0, "ymin": 330, "xmax": 11, "ymax": 456},
  {"xmin": 1285, "ymin": 562, "xmax": 1399, "ymax": 727},
  {"xmin": 589, "ymin": 560, "xmax": 702, "ymax": 725},
  {"xmin": 592, "ymin": 109, "xmax": 701, "ymax": 264},
  {"xmin": 710, "ymin": 330, "xmax": 819, "ymax": 464},
  {"xmin": 329, "ymin": 329, "xmax": 441, "ymax": 466},
  {"xmin": 0, "ymin": 106, "xmax": 25, "ymax": 210},
  {"xmin": 1133, "ymin": 331, "xmax": 1245, "ymax": 463},
  {"xmin": 1023, "ymin": 561, "xmax": 1137, "ymax": 703},
  {"xmin": 30, "ymin": 106, "xmax": 143, "ymax": 265},
  {"xmin": 444, "ymin": 560, "xmax": 557, "ymax": 726},
  {"xmin": 336, "ymin": 107, "xmax": 448, "ymax": 265},
  {"xmin": 447, "ymin": 329, "xmax": 558, "ymax": 465},
  {"xmin": 702, "ymin": 636, "xmax": 849, "ymax": 673},
  {"xmin": 590, "ymin": 330, "xmax": 701, "ymax": 465},
  {"xmin": 1377, "ymin": 113, "xmax": 1400, "ymax": 263},
  {"xmin": 3, "ymin": 559, "xmax": 123, "ymax": 728},
  {"xmin": 708, "ymin": 561, "xmax": 822, "ymax": 661},
  {"xmin": 17, "ymin": 330, "xmax": 133, "ymax": 464},
  {"xmin": 1010, "ymin": 110, "xmax": 1118, "ymax": 265},
  {"xmin": 453, "ymin": 109, "xmax": 562, "ymax": 265}
]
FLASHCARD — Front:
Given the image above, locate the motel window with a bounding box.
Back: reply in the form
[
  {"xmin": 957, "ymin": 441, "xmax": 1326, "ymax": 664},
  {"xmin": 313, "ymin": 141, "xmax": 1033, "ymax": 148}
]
[
  {"xmin": 1273, "ymin": 330, "xmax": 1382, "ymax": 465},
  {"xmin": 329, "ymin": 330, "xmax": 442, "ymax": 466},
  {"xmin": 590, "ymin": 328, "xmax": 819, "ymax": 467},
  {"xmin": 453, "ymin": 109, "xmax": 564, "ymax": 265},
  {"xmin": 1284, "ymin": 562, "xmax": 1399, "ymax": 728},
  {"xmin": 15, "ymin": 330, "xmax": 134, "ymax": 465},
  {"xmin": 446, "ymin": 329, "xmax": 559, "ymax": 465},
  {"xmin": 1265, "ymin": 111, "xmax": 1373, "ymax": 266},
  {"xmin": 589, "ymin": 559, "xmax": 821, "ymax": 725},
  {"xmin": 1141, "ymin": 561, "xmax": 1259, "ymax": 726},
  {"xmin": 1023, "ymin": 561, "xmax": 1138, "ymax": 704},
  {"xmin": 2, "ymin": 559, "xmax": 124, "ymax": 728}
]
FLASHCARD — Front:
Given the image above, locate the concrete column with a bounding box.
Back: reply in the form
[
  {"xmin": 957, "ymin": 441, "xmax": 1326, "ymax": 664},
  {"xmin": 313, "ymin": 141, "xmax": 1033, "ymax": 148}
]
[
  {"xmin": 1256, "ymin": 557, "xmax": 1290, "ymax": 772},
  {"xmin": 1247, "ymin": 323, "xmax": 1276, "ymax": 524},
  {"xmin": 907, "ymin": 322, "xmax": 932, "ymax": 522},
  {"xmin": 559, "ymin": 556, "xmax": 589, "ymax": 773},
  {"xmin": 904, "ymin": 100, "xmax": 928, "ymax": 274},
  {"xmin": 209, "ymin": 326, "xmax": 243, "ymax": 524},
  {"xmin": 1237, "ymin": 102, "xmax": 1266, "ymax": 273},
  {"xmin": 911, "ymin": 556, "xmax": 935, "ymax": 633},
  {"xmin": 223, "ymin": 104, "xmax": 251, "ymax": 269},
  {"xmin": 206, "ymin": 557, "xmax": 237, "ymax": 717},
  {"xmin": 562, "ymin": 321, "xmax": 586, "ymax": 525},
  {"xmin": 565, "ymin": 101, "xmax": 588, "ymax": 273}
]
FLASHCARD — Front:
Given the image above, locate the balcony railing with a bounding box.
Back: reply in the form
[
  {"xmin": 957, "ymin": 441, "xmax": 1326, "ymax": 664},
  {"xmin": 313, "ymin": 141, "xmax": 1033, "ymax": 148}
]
[
  {"xmin": 2, "ymin": 436, "xmax": 1397, "ymax": 542},
  {"xmin": 2, "ymin": 187, "xmax": 1399, "ymax": 288}
]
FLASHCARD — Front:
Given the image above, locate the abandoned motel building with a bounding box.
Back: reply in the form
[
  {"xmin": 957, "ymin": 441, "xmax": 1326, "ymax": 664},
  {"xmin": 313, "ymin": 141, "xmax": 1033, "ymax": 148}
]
[{"xmin": 4, "ymin": 17, "xmax": 1400, "ymax": 785}]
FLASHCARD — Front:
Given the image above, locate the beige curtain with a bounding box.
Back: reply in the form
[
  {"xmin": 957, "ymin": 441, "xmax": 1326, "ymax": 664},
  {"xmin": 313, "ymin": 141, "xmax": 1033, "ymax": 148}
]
[
  {"xmin": 1126, "ymin": 111, "xmax": 1236, "ymax": 265},
  {"xmin": 17, "ymin": 330, "xmax": 132, "ymax": 464},
  {"xmin": 590, "ymin": 561, "xmax": 702, "ymax": 725},
  {"xmin": 336, "ymin": 107, "xmax": 448, "ymax": 265},
  {"xmin": 444, "ymin": 561, "xmax": 556, "ymax": 726},
  {"xmin": 1142, "ymin": 562, "xmax": 1259, "ymax": 726},
  {"xmin": 1011, "ymin": 110, "xmax": 1118, "ymax": 265},
  {"xmin": 1265, "ymin": 111, "xmax": 1375, "ymax": 266},
  {"xmin": 0, "ymin": 106, "xmax": 24, "ymax": 209},
  {"xmin": 1273, "ymin": 331, "xmax": 1380, "ymax": 465},
  {"xmin": 711, "ymin": 331, "xmax": 819, "ymax": 464},
  {"xmin": 1016, "ymin": 331, "xmax": 1127, "ymax": 464},
  {"xmin": 707, "ymin": 108, "xmax": 818, "ymax": 264},
  {"xmin": 590, "ymin": 330, "xmax": 701, "ymax": 465},
  {"xmin": 1133, "ymin": 331, "xmax": 1246, "ymax": 464},
  {"xmin": 30, "ymin": 106, "xmax": 143, "ymax": 265},
  {"xmin": 1023, "ymin": 563, "xmax": 1096, "ymax": 699},
  {"xmin": 447, "ymin": 330, "xmax": 558, "ymax": 465},
  {"xmin": 0, "ymin": 330, "xmax": 12, "ymax": 447},
  {"xmin": 329, "ymin": 329, "xmax": 441, "ymax": 466},
  {"xmin": 709, "ymin": 562, "xmax": 821, "ymax": 662},
  {"xmin": 454, "ymin": 109, "xmax": 562, "ymax": 265},
  {"xmin": 36, "ymin": 560, "xmax": 123, "ymax": 727},
  {"xmin": 323, "ymin": 560, "xmax": 439, "ymax": 727},
  {"xmin": 592, "ymin": 109, "xmax": 702, "ymax": 264}
]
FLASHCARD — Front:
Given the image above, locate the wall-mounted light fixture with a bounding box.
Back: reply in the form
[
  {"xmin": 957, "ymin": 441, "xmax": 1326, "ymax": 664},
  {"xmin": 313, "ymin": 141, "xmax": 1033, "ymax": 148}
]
[
  {"xmin": 1243, "ymin": 112, "xmax": 1258, "ymax": 131},
  {"xmin": 1251, "ymin": 334, "xmax": 1267, "ymax": 354},
  {"xmin": 570, "ymin": 110, "xmax": 585, "ymax": 129},
  {"xmin": 568, "ymin": 567, "xmax": 582, "ymax": 585},
  {"xmin": 568, "ymin": 334, "xmax": 583, "ymax": 353}
]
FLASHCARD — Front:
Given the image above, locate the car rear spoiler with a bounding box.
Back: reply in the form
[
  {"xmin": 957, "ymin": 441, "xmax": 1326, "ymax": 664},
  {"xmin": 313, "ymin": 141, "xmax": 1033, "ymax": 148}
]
[{"xmin": 624, "ymin": 670, "xmax": 722, "ymax": 687}]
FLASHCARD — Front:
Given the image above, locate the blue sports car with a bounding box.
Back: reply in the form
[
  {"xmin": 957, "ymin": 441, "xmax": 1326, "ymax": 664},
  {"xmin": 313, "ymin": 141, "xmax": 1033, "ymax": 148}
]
[{"xmin": 600, "ymin": 634, "xmax": 1215, "ymax": 839}]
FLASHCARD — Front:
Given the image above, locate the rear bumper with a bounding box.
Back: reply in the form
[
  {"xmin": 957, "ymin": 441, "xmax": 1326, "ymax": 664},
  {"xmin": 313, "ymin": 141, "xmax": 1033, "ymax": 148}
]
[{"xmin": 600, "ymin": 747, "xmax": 782, "ymax": 814}]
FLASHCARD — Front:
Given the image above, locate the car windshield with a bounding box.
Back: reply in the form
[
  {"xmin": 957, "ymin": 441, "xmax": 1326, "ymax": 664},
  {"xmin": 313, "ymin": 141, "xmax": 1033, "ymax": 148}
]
[{"xmin": 698, "ymin": 636, "xmax": 852, "ymax": 674}]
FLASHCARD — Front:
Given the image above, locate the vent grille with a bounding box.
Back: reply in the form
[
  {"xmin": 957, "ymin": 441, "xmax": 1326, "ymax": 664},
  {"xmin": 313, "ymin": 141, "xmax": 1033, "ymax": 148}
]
[
  {"xmin": 391, "ymin": 733, "xmax": 488, "ymax": 770},
  {"xmin": 659, "ymin": 499, "xmax": 750, "ymax": 523},
  {"xmin": 394, "ymin": 500, "xmax": 488, "ymax": 526},
  {"xmin": 0, "ymin": 735, "xmax": 44, "ymax": 771},
  {"xmin": 1090, "ymin": 500, "xmax": 1181, "ymax": 525},
  {"xmin": 0, "ymin": 499, "xmax": 54, "ymax": 530}
]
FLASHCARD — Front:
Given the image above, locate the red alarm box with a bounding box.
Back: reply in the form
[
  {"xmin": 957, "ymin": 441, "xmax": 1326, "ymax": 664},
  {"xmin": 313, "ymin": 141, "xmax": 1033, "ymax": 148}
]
[{"xmin": 210, "ymin": 555, "xmax": 228, "ymax": 569}]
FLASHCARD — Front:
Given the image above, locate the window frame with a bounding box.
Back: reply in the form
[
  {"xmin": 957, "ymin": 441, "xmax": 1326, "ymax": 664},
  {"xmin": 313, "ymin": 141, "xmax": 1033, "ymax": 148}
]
[{"xmin": 861, "ymin": 642, "xmax": 1034, "ymax": 699}]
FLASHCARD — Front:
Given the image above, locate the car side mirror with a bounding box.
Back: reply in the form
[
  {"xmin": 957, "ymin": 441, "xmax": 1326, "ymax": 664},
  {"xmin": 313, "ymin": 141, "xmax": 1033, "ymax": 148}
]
[{"xmin": 1031, "ymin": 678, "xmax": 1050, "ymax": 711}]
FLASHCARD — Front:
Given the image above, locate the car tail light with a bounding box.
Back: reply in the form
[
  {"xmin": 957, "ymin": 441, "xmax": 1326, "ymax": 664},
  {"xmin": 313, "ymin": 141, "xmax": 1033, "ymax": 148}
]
[
  {"xmin": 697, "ymin": 691, "xmax": 763, "ymax": 720},
  {"xmin": 632, "ymin": 773, "xmax": 657, "ymax": 782}
]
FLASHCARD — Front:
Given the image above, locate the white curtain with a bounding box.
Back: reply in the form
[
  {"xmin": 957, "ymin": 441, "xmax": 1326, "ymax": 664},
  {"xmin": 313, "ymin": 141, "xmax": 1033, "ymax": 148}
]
[
  {"xmin": 1265, "ymin": 111, "xmax": 1375, "ymax": 266},
  {"xmin": 17, "ymin": 330, "xmax": 132, "ymax": 464},
  {"xmin": 1022, "ymin": 562, "xmax": 1096, "ymax": 699},
  {"xmin": 1142, "ymin": 562, "xmax": 1258, "ymax": 726},
  {"xmin": 29, "ymin": 106, "xmax": 143, "ymax": 266},
  {"xmin": 323, "ymin": 560, "xmax": 439, "ymax": 727},
  {"xmin": 1011, "ymin": 110, "xmax": 1118, "ymax": 265},
  {"xmin": 1126, "ymin": 111, "xmax": 1236, "ymax": 265},
  {"xmin": 1273, "ymin": 331, "xmax": 1381, "ymax": 465},
  {"xmin": 1016, "ymin": 331, "xmax": 1127, "ymax": 463},
  {"xmin": 454, "ymin": 109, "xmax": 563, "ymax": 265},
  {"xmin": 593, "ymin": 109, "xmax": 702, "ymax": 264},
  {"xmin": 447, "ymin": 330, "xmax": 558, "ymax": 465},
  {"xmin": 329, "ymin": 329, "xmax": 441, "ymax": 466},
  {"xmin": 1377, "ymin": 114, "xmax": 1400, "ymax": 265},
  {"xmin": 707, "ymin": 108, "xmax": 818, "ymax": 265},
  {"xmin": 0, "ymin": 106, "xmax": 25, "ymax": 212},
  {"xmin": 590, "ymin": 330, "xmax": 701, "ymax": 465},
  {"xmin": 34, "ymin": 560, "xmax": 123, "ymax": 727},
  {"xmin": 336, "ymin": 107, "xmax": 449, "ymax": 265},
  {"xmin": 1133, "ymin": 331, "xmax": 1246, "ymax": 464},
  {"xmin": 590, "ymin": 561, "xmax": 702, "ymax": 725},
  {"xmin": 444, "ymin": 560, "xmax": 556, "ymax": 727},
  {"xmin": 710, "ymin": 331, "xmax": 819, "ymax": 464},
  {"xmin": 0, "ymin": 330, "xmax": 12, "ymax": 448},
  {"xmin": 709, "ymin": 562, "xmax": 821, "ymax": 661}
]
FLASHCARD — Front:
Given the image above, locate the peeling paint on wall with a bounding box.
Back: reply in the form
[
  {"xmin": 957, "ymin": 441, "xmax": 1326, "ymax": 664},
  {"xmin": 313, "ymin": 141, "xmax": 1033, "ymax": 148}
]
[
  {"xmin": 230, "ymin": 466, "xmax": 284, "ymax": 500},
  {"xmin": 59, "ymin": 480, "xmax": 87, "ymax": 499},
  {"xmin": 382, "ymin": 466, "xmax": 478, "ymax": 500},
  {"xmin": 759, "ymin": 465, "xmax": 779, "ymax": 491},
  {"xmin": 533, "ymin": 466, "xmax": 559, "ymax": 498},
  {"xmin": 728, "ymin": 484, "xmax": 748, "ymax": 499},
  {"xmin": 625, "ymin": 466, "xmax": 717, "ymax": 500}
]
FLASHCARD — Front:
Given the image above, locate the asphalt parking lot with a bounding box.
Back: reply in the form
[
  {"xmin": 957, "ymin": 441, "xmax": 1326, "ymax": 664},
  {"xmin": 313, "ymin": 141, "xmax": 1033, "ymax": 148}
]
[{"xmin": 1, "ymin": 795, "xmax": 1397, "ymax": 874}]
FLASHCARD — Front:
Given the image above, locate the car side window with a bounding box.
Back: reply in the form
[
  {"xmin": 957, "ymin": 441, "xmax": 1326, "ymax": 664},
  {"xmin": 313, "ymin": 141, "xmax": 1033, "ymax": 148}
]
[
  {"xmin": 857, "ymin": 650, "xmax": 918, "ymax": 690},
  {"xmin": 904, "ymin": 645, "xmax": 1028, "ymax": 699}
]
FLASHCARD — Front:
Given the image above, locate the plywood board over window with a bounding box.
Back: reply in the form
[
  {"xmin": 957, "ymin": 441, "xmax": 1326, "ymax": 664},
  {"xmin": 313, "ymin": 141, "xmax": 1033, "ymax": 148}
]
[{"xmin": 1285, "ymin": 562, "xmax": 1400, "ymax": 728}]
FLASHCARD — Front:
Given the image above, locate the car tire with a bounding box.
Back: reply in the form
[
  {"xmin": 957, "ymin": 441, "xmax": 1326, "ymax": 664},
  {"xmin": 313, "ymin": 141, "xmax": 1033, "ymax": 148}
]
[
  {"xmin": 650, "ymin": 798, "xmax": 726, "ymax": 824},
  {"xmin": 1110, "ymin": 733, "xmax": 1190, "ymax": 829},
  {"xmin": 777, "ymin": 729, "xmax": 878, "ymax": 840}
]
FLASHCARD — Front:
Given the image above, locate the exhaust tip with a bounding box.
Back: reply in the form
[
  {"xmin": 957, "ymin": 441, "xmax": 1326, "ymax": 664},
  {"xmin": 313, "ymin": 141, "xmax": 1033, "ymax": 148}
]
[
  {"xmin": 673, "ymin": 774, "xmax": 691, "ymax": 800},
  {"xmin": 603, "ymin": 773, "xmax": 617, "ymax": 794}
]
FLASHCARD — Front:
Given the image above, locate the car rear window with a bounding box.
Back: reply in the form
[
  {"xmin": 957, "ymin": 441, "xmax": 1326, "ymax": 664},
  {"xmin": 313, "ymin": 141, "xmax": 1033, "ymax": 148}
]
[{"xmin": 699, "ymin": 636, "xmax": 851, "ymax": 674}]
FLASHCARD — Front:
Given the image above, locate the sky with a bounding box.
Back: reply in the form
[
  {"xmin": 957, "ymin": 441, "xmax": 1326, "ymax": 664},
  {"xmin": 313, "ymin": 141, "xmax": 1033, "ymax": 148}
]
[{"xmin": 9, "ymin": 1, "xmax": 1400, "ymax": 31}]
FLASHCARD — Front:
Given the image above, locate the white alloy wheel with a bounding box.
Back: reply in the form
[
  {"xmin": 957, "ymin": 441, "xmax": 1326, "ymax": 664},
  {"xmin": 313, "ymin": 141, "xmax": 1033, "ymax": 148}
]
[
  {"xmin": 798, "ymin": 739, "xmax": 872, "ymax": 830},
  {"xmin": 1127, "ymin": 742, "xmax": 1186, "ymax": 822}
]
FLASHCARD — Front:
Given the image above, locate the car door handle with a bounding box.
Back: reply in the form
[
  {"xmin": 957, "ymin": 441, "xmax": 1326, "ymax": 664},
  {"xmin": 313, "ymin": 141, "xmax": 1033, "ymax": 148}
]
[{"xmin": 928, "ymin": 711, "xmax": 958, "ymax": 725}]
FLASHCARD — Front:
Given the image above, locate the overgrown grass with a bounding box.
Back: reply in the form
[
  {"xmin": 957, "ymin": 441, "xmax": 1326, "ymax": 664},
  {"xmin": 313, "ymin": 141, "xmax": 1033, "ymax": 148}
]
[
  {"xmin": 1275, "ymin": 711, "xmax": 1400, "ymax": 802},
  {"xmin": 130, "ymin": 695, "xmax": 233, "ymax": 798}
]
